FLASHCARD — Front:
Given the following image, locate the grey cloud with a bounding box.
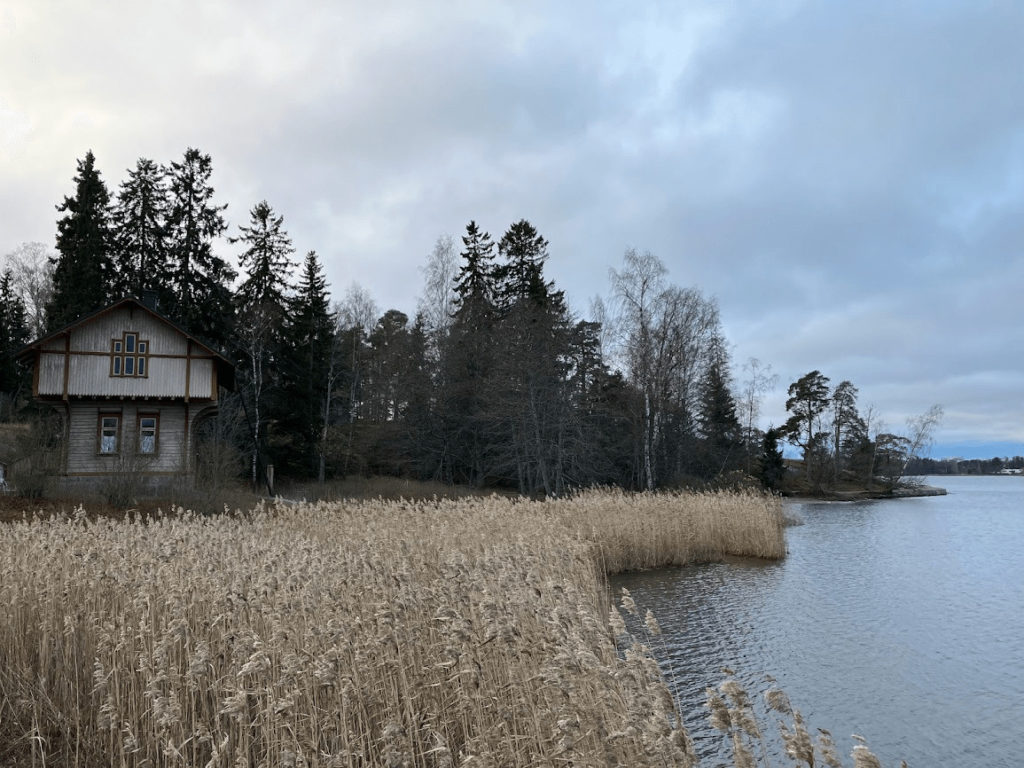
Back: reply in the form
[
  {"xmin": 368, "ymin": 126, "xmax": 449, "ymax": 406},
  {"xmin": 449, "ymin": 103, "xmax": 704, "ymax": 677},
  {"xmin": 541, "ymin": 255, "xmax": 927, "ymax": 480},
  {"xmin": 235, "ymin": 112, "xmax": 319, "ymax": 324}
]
[{"xmin": 3, "ymin": 1, "xmax": 1023, "ymax": 455}]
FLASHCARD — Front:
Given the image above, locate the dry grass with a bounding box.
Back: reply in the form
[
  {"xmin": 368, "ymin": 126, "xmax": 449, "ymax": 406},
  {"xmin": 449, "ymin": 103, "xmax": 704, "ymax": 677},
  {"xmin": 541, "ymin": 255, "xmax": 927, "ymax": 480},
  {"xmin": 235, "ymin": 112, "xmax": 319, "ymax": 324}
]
[
  {"xmin": 279, "ymin": 475, "xmax": 518, "ymax": 503},
  {"xmin": 0, "ymin": 488, "xmax": 802, "ymax": 766}
]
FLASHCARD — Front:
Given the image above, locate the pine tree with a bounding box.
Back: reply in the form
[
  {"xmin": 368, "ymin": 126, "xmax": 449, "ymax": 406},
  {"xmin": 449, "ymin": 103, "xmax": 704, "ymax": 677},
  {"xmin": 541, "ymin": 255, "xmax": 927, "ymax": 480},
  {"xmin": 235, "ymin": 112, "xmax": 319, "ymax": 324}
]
[
  {"xmin": 111, "ymin": 158, "xmax": 172, "ymax": 302},
  {"xmin": 0, "ymin": 269, "xmax": 30, "ymax": 420},
  {"xmin": 47, "ymin": 151, "xmax": 114, "ymax": 330},
  {"xmin": 784, "ymin": 370, "xmax": 832, "ymax": 483},
  {"xmin": 166, "ymin": 147, "xmax": 235, "ymax": 347},
  {"xmin": 277, "ymin": 251, "xmax": 335, "ymax": 479}
]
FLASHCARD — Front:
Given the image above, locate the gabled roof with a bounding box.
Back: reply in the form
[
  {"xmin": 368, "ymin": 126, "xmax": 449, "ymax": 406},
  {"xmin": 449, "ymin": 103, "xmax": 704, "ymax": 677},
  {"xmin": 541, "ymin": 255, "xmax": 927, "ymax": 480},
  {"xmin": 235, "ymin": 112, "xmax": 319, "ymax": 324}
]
[{"xmin": 17, "ymin": 296, "xmax": 235, "ymax": 391}]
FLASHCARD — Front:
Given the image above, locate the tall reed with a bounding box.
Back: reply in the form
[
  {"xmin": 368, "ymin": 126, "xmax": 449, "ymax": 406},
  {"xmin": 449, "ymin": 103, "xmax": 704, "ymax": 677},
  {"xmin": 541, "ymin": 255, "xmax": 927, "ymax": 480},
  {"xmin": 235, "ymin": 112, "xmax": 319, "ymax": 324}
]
[{"xmin": 0, "ymin": 489, "xmax": 790, "ymax": 766}]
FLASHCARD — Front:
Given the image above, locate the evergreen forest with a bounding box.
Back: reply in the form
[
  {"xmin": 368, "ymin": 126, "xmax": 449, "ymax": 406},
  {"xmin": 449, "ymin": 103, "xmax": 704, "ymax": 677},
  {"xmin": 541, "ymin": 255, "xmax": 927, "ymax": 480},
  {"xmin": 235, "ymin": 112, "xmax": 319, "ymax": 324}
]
[{"xmin": 0, "ymin": 150, "xmax": 946, "ymax": 497}]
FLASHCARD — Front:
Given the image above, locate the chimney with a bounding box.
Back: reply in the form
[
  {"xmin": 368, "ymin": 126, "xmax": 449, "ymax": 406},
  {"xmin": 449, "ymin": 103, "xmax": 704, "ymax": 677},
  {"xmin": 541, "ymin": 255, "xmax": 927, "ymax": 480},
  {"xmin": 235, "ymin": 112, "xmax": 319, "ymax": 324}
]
[{"xmin": 141, "ymin": 291, "xmax": 159, "ymax": 311}]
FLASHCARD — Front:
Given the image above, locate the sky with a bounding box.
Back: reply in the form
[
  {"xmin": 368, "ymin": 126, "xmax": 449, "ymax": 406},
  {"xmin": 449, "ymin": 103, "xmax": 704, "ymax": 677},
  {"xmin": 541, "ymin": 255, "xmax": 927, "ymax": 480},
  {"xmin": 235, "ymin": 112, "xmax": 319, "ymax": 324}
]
[{"xmin": 2, "ymin": 1, "xmax": 1023, "ymax": 460}]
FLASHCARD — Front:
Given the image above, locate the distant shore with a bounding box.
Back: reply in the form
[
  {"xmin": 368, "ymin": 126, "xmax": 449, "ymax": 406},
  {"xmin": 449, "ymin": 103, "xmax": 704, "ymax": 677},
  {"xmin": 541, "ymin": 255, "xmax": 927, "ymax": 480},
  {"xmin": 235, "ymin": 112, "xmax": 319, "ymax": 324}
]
[{"xmin": 784, "ymin": 484, "xmax": 947, "ymax": 502}]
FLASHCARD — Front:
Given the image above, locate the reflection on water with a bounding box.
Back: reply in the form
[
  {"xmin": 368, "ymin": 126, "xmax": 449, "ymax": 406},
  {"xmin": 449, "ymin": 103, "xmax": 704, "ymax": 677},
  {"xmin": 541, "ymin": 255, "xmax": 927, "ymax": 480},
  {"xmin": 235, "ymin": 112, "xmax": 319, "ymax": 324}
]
[{"xmin": 612, "ymin": 476, "xmax": 1024, "ymax": 768}]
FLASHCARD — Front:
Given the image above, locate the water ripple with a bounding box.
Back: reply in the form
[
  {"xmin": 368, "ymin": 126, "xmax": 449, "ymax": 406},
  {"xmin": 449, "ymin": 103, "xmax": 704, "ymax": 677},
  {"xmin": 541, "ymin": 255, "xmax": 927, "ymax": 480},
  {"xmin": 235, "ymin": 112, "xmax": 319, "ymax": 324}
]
[{"xmin": 612, "ymin": 476, "xmax": 1024, "ymax": 768}]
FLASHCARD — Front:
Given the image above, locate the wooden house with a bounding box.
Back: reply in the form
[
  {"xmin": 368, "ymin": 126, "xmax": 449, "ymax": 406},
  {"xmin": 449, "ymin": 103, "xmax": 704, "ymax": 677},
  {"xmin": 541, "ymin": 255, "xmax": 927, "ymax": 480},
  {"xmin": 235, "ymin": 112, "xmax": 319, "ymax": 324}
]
[{"xmin": 17, "ymin": 297, "xmax": 235, "ymax": 496}]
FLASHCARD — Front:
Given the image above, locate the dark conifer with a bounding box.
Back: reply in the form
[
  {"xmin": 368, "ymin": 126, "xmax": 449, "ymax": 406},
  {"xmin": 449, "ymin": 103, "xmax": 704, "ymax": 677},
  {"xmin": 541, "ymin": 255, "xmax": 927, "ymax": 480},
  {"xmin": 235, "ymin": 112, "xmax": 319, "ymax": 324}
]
[
  {"xmin": 0, "ymin": 270, "xmax": 30, "ymax": 419},
  {"xmin": 232, "ymin": 200, "xmax": 295, "ymax": 491},
  {"xmin": 234, "ymin": 201, "xmax": 295, "ymax": 315},
  {"xmin": 111, "ymin": 158, "xmax": 171, "ymax": 302},
  {"xmin": 277, "ymin": 251, "xmax": 335, "ymax": 478},
  {"xmin": 489, "ymin": 220, "xmax": 573, "ymax": 495},
  {"xmin": 495, "ymin": 219, "xmax": 561, "ymax": 310},
  {"xmin": 696, "ymin": 340, "xmax": 743, "ymax": 480},
  {"xmin": 442, "ymin": 221, "xmax": 499, "ymax": 486},
  {"xmin": 758, "ymin": 427, "xmax": 787, "ymax": 490},
  {"xmin": 47, "ymin": 151, "xmax": 114, "ymax": 330},
  {"xmin": 166, "ymin": 148, "xmax": 235, "ymax": 348},
  {"xmin": 452, "ymin": 220, "xmax": 497, "ymax": 321}
]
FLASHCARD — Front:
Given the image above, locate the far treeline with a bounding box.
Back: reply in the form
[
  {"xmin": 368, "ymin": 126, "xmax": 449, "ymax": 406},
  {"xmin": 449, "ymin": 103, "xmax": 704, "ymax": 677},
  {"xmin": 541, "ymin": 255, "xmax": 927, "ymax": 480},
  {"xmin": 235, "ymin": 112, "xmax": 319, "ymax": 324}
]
[{"xmin": 0, "ymin": 149, "xmax": 940, "ymax": 496}]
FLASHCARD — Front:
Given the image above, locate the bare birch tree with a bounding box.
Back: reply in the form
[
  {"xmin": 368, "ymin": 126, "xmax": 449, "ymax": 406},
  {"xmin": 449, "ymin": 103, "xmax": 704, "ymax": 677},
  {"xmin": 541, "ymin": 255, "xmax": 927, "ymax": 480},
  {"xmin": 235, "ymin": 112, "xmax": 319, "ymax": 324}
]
[
  {"xmin": 416, "ymin": 234, "xmax": 458, "ymax": 343},
  {"xmin": 610, "ymin": 249, "xmax": 721, "ymax": 489},
  {"xmin": 2, "ymin": 242, "xmax": 55, "ymax": 338},
  {"xmin": 738, "ymin": 357, "xmax": 778, "ymax": 473}
]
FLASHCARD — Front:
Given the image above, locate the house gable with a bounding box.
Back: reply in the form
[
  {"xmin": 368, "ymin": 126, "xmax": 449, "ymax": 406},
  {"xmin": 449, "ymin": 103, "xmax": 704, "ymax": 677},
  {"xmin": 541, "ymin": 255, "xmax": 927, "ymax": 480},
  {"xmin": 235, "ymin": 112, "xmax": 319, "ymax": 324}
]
[{"xmin": 20, "ymin": 298, "xmax": 234, "ymax": 401}]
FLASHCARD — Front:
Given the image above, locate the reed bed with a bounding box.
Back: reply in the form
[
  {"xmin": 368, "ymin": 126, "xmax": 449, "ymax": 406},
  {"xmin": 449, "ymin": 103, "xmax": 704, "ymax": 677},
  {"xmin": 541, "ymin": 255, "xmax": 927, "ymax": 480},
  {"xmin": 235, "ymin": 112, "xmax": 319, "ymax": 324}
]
[{"xmin": 0, "ymin": 488, "xmax": 805, "ymax": 767}]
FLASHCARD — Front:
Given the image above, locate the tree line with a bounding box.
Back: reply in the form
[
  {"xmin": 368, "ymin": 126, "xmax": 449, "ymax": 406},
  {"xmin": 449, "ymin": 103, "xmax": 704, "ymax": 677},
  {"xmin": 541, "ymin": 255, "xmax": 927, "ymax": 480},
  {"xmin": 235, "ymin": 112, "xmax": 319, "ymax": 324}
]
[
  {"xmin": 778, "ymin": 369, "xmax": 942, "ymax": 493},
  {"xmin": 1, "ymin": 149, "xmax": 941, "ymax": 496},
  {"xmin": 908, "ymin": 456, "xmax": 1024, "ymax": 475}
]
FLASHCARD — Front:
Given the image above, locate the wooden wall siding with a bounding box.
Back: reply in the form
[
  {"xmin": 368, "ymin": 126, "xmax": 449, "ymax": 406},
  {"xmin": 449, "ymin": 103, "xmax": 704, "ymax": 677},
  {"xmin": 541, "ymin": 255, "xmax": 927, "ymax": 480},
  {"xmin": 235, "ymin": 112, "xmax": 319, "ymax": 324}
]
[
  {"xmin": 38, "ymin": 355, "xmax": 217, "ymax": 399},
  {"xmin": 65, "ymin": 402, "xmax": 188, "ymax": 475},
  {"xmin": 38, "ymin": 354, "xmax": 65, "ymax": 396},
  {"xmin": 189, "ymin": 358, "xmax": 213, "ymax": 399},
  {"xmin": 68, "ymin": 308, "xmax": 188, "ymax": 354}
]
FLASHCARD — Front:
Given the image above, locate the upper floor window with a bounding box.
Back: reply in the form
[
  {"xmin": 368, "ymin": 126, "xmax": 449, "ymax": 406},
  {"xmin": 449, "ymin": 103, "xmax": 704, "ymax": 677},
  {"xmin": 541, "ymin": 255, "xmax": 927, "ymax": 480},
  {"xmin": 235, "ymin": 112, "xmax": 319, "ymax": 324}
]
[{"xmin": 111, "ymin": 332, "xmax": 150, "ymax": 378}]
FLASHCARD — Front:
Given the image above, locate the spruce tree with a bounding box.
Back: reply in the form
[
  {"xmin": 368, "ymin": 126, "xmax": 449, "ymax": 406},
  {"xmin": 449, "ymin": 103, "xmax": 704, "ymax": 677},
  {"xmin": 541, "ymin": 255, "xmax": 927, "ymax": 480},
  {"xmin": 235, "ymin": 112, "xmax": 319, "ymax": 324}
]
[
  {"xmin": 232, "ymin": 201, "xmax": 296, "ymax": 491},
  {"xmin": 491, "ymin": 220, "xmax": 572, "ymax": 495},
  {"xmin": 47, "ymin": 150, "xmax": 114, "ymax": 330},
  {"xmin": 452, "ymin": 221, "xmax": 496, "ymax": 322},
  {"xmin": 443, "ymin": 221, "xmax": 498, "ymax": 486},
  {"xmin": 0, "ymin": 269, "xmax": 30, "ymax": 419},
  {"xmin": 758, "ymin": 427, "xmax": 786, "ymax": 490},
  {"xmin": 234, "ymin": 201, "xmax": 294, "ymax": 313},
  {"xmin": 495, "ymin": 219, "xmax": 558, "ymax": 309},
  {"xmin": 696, "ymin": 339, "xmax": 743, "ymax": 481},
  {"xmin": 400, "ymin": 314, "xmax": 437, "ymax": 479},
  {"xmin": 166, "ymin": 147, "xmax": 235, "ymax": 347},
  {"xmin": 111, "ymin": 157, "xmax": 172, "ymax": 302},
  {"xmin": 277, "ymin": 251, "xmax": 335, "ymax": 478}
]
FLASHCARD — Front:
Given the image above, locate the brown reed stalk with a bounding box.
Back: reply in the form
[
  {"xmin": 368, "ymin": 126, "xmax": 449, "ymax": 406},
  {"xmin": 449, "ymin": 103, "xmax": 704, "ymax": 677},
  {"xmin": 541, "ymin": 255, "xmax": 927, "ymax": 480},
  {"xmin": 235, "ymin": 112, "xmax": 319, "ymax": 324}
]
[{"xmin": 0, "ymin": 489, "xmax": 788, "ymax": 767}]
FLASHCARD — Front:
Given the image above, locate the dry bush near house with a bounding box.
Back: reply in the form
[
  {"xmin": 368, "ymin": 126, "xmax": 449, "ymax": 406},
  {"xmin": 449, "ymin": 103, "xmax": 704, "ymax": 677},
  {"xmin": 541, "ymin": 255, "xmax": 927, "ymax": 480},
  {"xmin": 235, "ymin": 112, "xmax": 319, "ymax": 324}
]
[{"xmin": 0, "ymin": 489, "xmax": 785, "ymax": 767}]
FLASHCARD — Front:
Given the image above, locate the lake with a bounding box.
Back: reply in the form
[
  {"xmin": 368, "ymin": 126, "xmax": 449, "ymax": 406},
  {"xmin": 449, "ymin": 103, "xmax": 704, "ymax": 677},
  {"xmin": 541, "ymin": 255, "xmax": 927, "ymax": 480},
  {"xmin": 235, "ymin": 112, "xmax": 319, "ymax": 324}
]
[{"xmin": 612, "ymin": 475, "xmax": 1024, "ymax": 768}]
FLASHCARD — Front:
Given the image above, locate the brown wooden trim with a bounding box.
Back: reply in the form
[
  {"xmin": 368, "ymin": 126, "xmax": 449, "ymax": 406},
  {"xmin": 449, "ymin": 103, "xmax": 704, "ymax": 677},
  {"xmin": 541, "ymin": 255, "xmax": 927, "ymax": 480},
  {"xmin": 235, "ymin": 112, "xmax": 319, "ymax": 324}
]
[
  {"xmin": 60, "ymin": 402, "xmax": 71, "ymax": 474},
  {"xmin": 31, "ymin": 351, "xmax": 40, "ymax": 397},
  {"xmin": 31, "ymin": 394, "xmax": 216, "ymax": 403},
  {"xmin": 21, "ymin": 297, "xmax": 228, "ymax": 362},
  {"xmin": 183, "ymin": 402, "xmax": 190, "ymax": 470},
  {"xmin": 62, "ymin": 333, "xmax": 70, "ymax": 401},
  {"xmin": 64, "ymin": 470, "xmax": 187, "ymax": 478},
  {"xmin": 184, "ymin": 339, "xmax": 192, "ymax": 404},
  {"xmin": 39, "ymin": 348, "xmax": 217, "ymax": 360}
]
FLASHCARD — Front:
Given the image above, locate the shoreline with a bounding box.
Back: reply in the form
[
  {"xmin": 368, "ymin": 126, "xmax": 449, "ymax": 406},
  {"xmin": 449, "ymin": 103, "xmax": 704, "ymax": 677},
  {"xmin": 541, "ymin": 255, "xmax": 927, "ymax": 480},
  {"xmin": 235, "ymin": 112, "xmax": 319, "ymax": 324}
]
[{"xmin": 783, "ymin": 483, "xmax": 947, "ymax": 503}]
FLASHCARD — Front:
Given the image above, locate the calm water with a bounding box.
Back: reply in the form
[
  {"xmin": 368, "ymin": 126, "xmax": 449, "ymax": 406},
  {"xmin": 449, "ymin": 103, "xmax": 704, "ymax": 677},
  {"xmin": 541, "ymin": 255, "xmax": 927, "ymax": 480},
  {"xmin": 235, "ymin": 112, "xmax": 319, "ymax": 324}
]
[{"xmin": 612, "ymin": 476, "xmax": 1024, "ymax": 768}]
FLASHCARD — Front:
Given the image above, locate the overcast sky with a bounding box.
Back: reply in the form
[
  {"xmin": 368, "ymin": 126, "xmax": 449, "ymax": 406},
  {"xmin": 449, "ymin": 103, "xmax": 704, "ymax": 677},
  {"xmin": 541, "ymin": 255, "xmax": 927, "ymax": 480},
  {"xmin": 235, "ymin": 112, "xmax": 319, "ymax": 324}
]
[{"xmin": 2, "ymin": 1, "xmax": 1022, "ymax": 459}]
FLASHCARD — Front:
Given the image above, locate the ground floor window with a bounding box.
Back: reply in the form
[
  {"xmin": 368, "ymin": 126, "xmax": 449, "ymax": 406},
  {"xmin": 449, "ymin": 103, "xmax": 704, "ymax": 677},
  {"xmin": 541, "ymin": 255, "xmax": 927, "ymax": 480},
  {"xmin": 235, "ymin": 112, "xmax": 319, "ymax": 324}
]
[
  {"xmin": 138, "ymin": 414, "xmax": 158, "ymax": 454},
  {"xmin": 98, "ymin": 414, "xmax": 120, "ymax": 454}
]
